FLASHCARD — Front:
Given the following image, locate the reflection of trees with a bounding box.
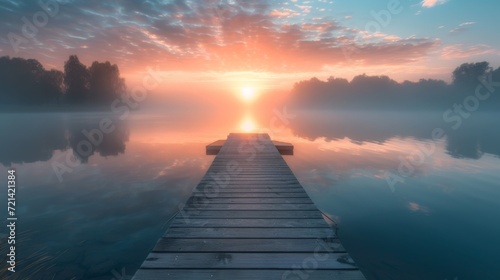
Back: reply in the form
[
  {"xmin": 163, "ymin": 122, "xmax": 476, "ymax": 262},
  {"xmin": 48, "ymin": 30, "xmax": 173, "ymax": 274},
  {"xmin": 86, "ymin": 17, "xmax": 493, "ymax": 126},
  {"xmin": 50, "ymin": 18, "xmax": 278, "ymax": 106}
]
[
  {"xmin": 0, "ymin": 115, "xmax": 67, "ymax": 165},
  {"xmin": 446, "ymin": 133, "xmax": 483, "ymax": 159},
  {"xmin": 0, "ymin": 115, "xmax": 129, "ymax": 166},
  {"xmin": 68, "ymin": 117, "xmax": 129, "ymax": 163},
  {"xmin": 290, "ymin": 112, "xmax": 438, "ymax": 144},
  {"xmin": 445, "ymin": 116, "xmax": 500, "ymax": 159},
  {"xmin": 290, "ymin": 112, "xmax": 500, "ymax": 160}
]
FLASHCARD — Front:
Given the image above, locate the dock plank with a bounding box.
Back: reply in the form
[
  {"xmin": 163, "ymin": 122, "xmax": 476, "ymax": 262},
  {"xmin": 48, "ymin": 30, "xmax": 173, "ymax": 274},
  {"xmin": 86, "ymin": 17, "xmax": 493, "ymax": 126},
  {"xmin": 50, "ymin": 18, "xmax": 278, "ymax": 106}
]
[
  {"xmin": 181, "ymin": 210, "xmax": 324, "ymax": 219},
  {"xmin": 141, "ymin": 252, "xmax": 358, "ymax": 269},
  {"xmin": 183, "ymin": 203, "xmax": 318, "ymax": 211},
  {"xmin": 133, "ymin": 269, "xmax": 365, "ymax": 280},
  {"xmin": 152, "ymin": 238, "xmax": 345, "ymax": 252},
  {"xmin": 164, "ymin": 227, "xmax": 336, "ymax": 238},
  {"xmin": 190, "ymin": 192, "xmax": 310, "ymax": 198},
  {"xmin": 186, "ymin": 197, "xmax": 313, "ymax": 204},
  {"xmin": 171, "ymin": 218, "xmax": 329, "ymax": 228}
]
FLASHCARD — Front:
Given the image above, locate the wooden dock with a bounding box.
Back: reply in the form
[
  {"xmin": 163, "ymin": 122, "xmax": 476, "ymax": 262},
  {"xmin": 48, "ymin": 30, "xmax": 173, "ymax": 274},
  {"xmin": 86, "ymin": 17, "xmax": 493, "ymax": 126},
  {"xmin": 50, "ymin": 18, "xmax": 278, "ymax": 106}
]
[{"xmin": 133, "ymin": 133, "xmax": 366, "ymax": 280}]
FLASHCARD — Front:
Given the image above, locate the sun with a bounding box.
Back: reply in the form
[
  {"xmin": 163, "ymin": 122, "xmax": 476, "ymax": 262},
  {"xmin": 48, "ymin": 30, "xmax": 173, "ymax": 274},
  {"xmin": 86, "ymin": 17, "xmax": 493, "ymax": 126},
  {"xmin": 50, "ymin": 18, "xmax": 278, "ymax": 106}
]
[{"xmin": 241, "ymin": 86, "xmax": 256, "ymax": 102}]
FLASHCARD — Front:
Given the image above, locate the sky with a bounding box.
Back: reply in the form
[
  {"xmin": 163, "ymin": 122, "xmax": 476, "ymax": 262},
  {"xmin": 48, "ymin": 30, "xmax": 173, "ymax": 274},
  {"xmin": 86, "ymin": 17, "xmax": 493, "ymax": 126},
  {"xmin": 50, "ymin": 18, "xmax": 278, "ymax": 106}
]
[{"xmin": 1, "ymin": 0, "xmax": 499, "ymax": 92}]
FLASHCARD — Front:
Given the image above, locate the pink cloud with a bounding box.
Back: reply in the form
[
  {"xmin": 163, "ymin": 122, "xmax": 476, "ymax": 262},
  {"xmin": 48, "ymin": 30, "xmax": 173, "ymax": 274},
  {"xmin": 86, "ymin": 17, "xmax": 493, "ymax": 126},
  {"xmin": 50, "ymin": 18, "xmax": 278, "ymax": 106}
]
[
  {"xmin": 270, "ymin": 9, "xmax": 299, "ymax": 18},
  {"xmin": 421, "ymin": 0, "xmax": 448, "ymax": 8}
]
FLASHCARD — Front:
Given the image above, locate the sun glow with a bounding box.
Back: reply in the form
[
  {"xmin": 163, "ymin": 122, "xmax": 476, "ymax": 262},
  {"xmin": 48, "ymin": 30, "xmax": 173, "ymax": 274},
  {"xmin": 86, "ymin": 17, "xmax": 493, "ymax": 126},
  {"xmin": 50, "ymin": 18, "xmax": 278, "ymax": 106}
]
[
  {"xmin": 241, "ymin": 86, "xmax": 256, "ymax": 102},
  {"xmin": 240, "ymin": 118, "xmax": 256, "ymax": 132}
]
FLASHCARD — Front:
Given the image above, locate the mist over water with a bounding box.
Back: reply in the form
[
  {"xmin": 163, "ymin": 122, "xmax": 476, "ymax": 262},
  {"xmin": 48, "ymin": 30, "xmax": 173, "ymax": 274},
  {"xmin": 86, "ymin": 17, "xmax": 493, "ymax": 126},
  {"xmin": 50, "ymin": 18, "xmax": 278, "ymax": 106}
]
[{"xmin": 0, "ymin": 109, "xmax": 499, "ymax": 279}]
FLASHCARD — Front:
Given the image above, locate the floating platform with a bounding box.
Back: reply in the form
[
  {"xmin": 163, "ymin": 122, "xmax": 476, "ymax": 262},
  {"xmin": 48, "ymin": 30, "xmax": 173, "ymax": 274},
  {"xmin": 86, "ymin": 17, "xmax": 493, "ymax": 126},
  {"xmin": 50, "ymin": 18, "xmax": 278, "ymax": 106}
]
[
  {"xmin": 133, "ymin": 133, "xmax": 366, "ymax": 280},
  {"xmin": 206, "ymin": 139, "xmax": 294, "ymax": 155}
]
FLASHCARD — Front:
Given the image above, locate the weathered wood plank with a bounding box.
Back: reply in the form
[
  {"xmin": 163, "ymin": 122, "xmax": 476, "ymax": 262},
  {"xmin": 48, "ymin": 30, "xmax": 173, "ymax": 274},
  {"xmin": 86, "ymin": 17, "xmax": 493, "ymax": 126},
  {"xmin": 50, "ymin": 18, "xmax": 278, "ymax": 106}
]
[
  {"xmin": 196, "ymin": 184, "xmax": 304, "ymax": 191},
  {"xmin": 198, "ymin": 182, "xmax": 302, "ymax": 186},
  {"xmin": 180, "ymin": 210, "xmax": 324, "ymax": 219},
  {"xmin": 199, "ymin": 182, "xmax": 298, "ymax": 186},
  {"xmin": 152, "ymin": 237, "xmax": 345, "ymax": 252},
  {"xmin": 203, "ymin": 173, "xmax": 297, "ymax": 176},
  {"xmin": 205, "ymin": 167, "xmax": 293, "ymax": 170},
  {"xmin": 190, "ymin": 192, "xmax": 309, "ymax": 198},
  {"xmin": 183, "ymin": 203, "xmax": 318, "ymax": 211},
  {"xmin": 196, "ymin": 183, "xmax": 303, "ymax": 188},
  {"xmin": 141, "ymin": 252, "xmax": 358, "ymax": 269},
  {"xmin": 196, "ymin": 184, "xmax": 305, "ymax": 192},
  {"xmin": 193, "ymin": 188, "xmax": 308, "ymax": 193},
  {"xmin": 186, "ymin": 197, "xmax": 314, "ymax": 204},
  {"xmin": 207, "ymin": 139, "xmax": 294, "ymax": 156},
  {"xmin": 133, "ymin": 269, "xmax": 365, "ymax": 280},
  {"xmin": 200, "ymin": 179, "xmax": 300, "ymax": 182},
  {"xmin": 171, "ymin": 218, "xmax": 329, "ymax": 228},
  {"xmin": 164, "ymin": 227, "xmax": 336, "ymax": 238}
]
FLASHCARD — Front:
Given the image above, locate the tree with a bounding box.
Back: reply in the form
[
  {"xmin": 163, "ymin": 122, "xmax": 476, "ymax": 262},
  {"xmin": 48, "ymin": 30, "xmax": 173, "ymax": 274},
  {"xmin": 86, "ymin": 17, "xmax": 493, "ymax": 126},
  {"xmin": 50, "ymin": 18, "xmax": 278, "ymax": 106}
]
[
  {"xmin": 452, "ymin": 61, "xmax": 490, "ymax": 88},
  {"xmin": 0, "ymin": 56, "xmax": 62, "ymax": 105},
  {"xmin": 88, "ymin": 61, "xmax": 126, "ymax": 105},
  {"xmin": 39, "ymin": 70, "xmax": 64, "ymax": 104},
  {"xmin": 0, "ymin": 55, "xmax": 127, "ymax": 109},
  {"xmin": 64, "ymin": 55, "xmax": 90, "ymax": 104},
  {"xmin": 492, "ymin": 67, "xmax": 500, "ymax": 83}
]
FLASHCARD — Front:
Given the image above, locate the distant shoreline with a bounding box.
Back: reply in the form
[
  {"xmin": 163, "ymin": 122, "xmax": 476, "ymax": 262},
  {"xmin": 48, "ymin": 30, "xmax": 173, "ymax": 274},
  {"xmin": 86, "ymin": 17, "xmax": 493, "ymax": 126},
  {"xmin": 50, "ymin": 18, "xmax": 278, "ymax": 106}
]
[{"xmin": 0, "ymin": 105, "xmax": 129, "ymax": 113}]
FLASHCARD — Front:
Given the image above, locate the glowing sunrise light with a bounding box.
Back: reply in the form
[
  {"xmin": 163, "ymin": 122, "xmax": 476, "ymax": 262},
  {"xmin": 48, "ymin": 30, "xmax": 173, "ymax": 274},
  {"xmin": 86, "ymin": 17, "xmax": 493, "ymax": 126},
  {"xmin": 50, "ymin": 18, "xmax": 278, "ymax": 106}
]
[
  {"xmin": 241, "ymin": 118, "xmax": 256, "ymax": 132},
  {"xmin": 241, "ymin": 86, "xmax": 256, "ymax": 102}
]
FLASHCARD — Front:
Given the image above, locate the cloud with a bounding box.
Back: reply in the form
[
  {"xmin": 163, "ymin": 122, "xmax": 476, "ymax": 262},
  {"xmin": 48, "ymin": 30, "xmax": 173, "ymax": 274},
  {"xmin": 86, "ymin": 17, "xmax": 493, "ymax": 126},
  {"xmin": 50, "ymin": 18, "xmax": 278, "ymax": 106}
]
[
  {"xmin": 441, "ymin": 44, "xmax": 499, "ymax": 59},
  {"xmin": 0, "ymin": 0, "xmax": 440, "ymax": 73},
  {"xmin": 270, "ymin": 8, "xmax": 300, "ymax": 18},
  {"xmin": 459, "ymin": 21, "xmax": 476, "ymax": 26},
  {"xmin": 408, "ymin": 202, "xmax": 431, "ymax": 215},
  {"xmin": 421, "ymin": 0, "xmax": 448, "ymax": 8},
  {"xmin": 449, "ymin": 21, "xmax": 476, "ymax": 34}
]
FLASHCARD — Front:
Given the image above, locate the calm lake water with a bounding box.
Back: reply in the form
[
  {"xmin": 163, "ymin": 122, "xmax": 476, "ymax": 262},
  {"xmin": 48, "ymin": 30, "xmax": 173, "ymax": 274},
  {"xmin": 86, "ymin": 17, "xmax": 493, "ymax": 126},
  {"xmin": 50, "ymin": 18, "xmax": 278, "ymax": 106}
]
[{"xmin": 0, "ymin": 110, "xmax": 499, "ymax": 280}]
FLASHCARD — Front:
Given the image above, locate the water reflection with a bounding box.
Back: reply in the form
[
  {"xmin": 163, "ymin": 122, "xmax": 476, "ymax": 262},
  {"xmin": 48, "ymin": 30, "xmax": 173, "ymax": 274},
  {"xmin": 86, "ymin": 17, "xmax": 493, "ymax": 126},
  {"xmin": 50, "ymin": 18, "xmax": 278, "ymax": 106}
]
[
  {"xmin": 0, "ymin": 113, "xmax": 129, "ymax": 165},
  {"xmin": 0, "ymin": 114, "xmax": 67, "ymax": 166},
  {"xmin": 0, "ymin": 113, "xmax": 214, "ymax": 279},
  {"xmin": 281, "ymin": 111, "xmax": 500, "ymax": 280},
  {"xmin": 288, "ymin": 111, "xmax": 500, "ymax": 159},
  {"xmin": 67, "ymin": 115, "xmax": 129, "ymax": 163},
  {"xmin": 1, "ymin": 111, "xmax": 499, "ymax": 280},
  {"xmin": 1, "ymin": 110, "xmax": 498, "ymax": 169}
]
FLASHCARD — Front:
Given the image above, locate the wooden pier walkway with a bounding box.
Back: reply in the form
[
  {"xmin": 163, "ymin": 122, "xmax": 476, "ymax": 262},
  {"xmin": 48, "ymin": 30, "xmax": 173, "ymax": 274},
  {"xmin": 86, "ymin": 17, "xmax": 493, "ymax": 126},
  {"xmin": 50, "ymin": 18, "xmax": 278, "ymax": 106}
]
[{"xmin": 133, "ymin": 133, "xmax": 366, "ymax": 280}]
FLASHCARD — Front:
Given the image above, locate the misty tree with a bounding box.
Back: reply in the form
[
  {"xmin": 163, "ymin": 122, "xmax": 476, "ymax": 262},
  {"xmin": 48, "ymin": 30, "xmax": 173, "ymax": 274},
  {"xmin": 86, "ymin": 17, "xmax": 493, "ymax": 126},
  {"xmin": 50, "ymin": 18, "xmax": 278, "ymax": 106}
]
[
  {"xmin": 64, "ymin": 55, "xmax": 90, "ymax": 104},
  {"xmin": 0, "ymin": 56, "xmax": 63, "ymax": 105},
  {"xmin": 289, "ymin": 61, "xmax": 499, "ymax": 111},
  {"xmin": 492, "ymin": 67, "xmax": 500, "ymax": 83},
  {"xmin": 88, "ymin": 61, "xmax": 126, "ymax": 105},
  {"xmin": 452, "ymin": 61, "xmax": 490, "ymax": 88},
  {"xmin": 64, "ymin": 55, "xmax": 126, "ymax": 106},
  {"xmin": 0, "ymin": 55, "xmax": 126, "ymax": 109},
  {"xmin": 40, "ymin": 69, "xmax": 65, "ymax": 104}
]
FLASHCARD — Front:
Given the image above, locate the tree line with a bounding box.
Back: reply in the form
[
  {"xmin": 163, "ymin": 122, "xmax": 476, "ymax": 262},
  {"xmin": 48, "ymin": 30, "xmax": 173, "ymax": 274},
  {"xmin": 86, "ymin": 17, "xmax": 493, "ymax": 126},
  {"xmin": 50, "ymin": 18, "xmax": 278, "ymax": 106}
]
[
  {"xmin": 0, "ymin": 55, "xmax": 125, "ymax": 108},
  {"xmin": 290, "ymin": 62, "xmax": 500, "ymax": 111}
]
